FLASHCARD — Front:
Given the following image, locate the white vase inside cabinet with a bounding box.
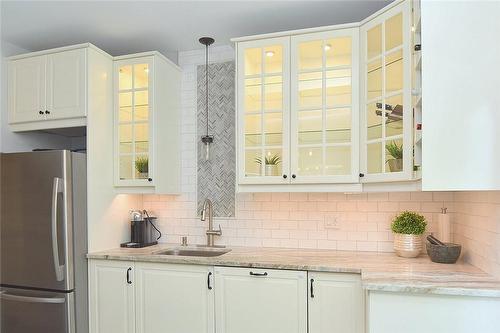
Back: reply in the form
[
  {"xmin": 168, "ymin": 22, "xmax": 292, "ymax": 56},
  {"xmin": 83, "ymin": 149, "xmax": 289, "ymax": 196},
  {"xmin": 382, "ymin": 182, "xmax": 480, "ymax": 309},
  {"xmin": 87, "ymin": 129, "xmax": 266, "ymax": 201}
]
[
  {"xmin": 237, "ymin": 37, "xmax": 290, "ymax": 185},
  {"xmin": 114, "ymin": 53, "xmax": 181, "ymax": 194},
  {"xmin": 360, "ymin": 0, "xmax": 414, "ymax": 183},
  {"xmin": 290, "ymin": 28, "xmax": 359, "ymax": 184}
]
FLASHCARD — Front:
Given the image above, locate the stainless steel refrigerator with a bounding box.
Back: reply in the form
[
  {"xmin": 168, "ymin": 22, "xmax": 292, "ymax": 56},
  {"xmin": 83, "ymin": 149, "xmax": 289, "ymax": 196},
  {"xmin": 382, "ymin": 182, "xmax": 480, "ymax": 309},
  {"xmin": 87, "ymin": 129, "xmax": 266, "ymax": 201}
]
[{"xmin": 0, "ymin": 150, "xmax": 88, "ymax": 333}]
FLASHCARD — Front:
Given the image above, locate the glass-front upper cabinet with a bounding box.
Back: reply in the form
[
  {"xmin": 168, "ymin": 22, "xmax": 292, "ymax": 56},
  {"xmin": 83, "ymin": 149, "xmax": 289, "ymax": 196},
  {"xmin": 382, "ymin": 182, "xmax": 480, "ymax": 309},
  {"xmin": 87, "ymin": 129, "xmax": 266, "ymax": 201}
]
[
  {"xmin": 237, "ymin": 37, "xmax": 290, "ymax": 184},
  {"xmin": 360, "ymin": 0, "xmax": 412, "ymax": 182},
  {"xmin": 291, "ymin": 29, "xmax": 359, "ymax": 183},
  {"xmin": 114, "ymin": 57, "xmax": 154, "ymax": 186}
]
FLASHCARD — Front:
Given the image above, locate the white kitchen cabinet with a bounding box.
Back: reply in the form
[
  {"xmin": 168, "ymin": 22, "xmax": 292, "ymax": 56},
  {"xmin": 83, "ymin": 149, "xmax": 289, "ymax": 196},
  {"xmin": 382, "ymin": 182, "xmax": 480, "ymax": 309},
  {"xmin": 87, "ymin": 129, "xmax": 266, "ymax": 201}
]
[
  {"xmin": 8, "ymin": 43, "xmax": 107, "ymax": 131},
  {"xmin": 45, "ymin": 48, "xmax": 86, "ymax": 120},
  {"xmin": 113, "ymin": 52, "xmax": 181, "ymax": 194},
  {"xmin": 214, "ymin": 266, "xmax": 307, "ymax": 333},
  {"xmin": 368, "ymin": 291, "xmax": 500, "ymax": 333},
  {"xmin": 135, "ymin": 262, "xmax": 214, "ymax": 333},
  {"xmin": 8, "ymin": 55, "xmax": 46, "ymax": 123},
  {"xmin": 233, "ymin": 0, "xmax": 419, "ymax": 191},
  {"xmin": 89, "ymin": 260, "xmax": 135, "ymax": 333},
  {"xmin": 308, "ymin": 272, "xmax": 365, "ymax": 333},
  {"xmin": 236, "ymin": 37, "xmax": 291, "ymax": 185},
  {"xmin": 359, "ymin": 0, "xmax": 414, "ymax": 183},
  {"xmin": 291, "ymin": 28, "xmax": 359, "ymax": 184},
  {"xmin": 421, "ymin": 1, "xmax": 500, "ymax": 190}
]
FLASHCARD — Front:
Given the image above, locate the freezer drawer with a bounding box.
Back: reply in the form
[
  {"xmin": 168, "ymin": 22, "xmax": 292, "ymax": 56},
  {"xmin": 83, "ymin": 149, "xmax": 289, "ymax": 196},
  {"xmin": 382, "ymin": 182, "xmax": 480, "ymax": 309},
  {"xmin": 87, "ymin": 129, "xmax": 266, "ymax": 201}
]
[{"xmin": 0, "ymin": 287, "xmax": 75, "ymax": 333}]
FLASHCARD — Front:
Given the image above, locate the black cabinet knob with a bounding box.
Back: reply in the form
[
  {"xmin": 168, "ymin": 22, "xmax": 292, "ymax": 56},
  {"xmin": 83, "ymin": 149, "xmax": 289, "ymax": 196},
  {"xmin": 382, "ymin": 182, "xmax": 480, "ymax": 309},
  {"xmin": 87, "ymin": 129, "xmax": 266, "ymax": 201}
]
[
  {"xmin": 359, "ymin": 173, "xmax": 365, "ymax": 178},
  {"xmin": 45, "ymin": 110, "xmax": 50, "ymax": 114},
  {"xmin": 282, "ymin": 174, "xmax": 287, "ymax": 179},
  {"xmin": 39, "ymin": 111, "xmax": 44, "ymax": 115},
  {"xmin": 147, "ymin": 178, "xmax": 152, "ymax": 182},
  {"xmin": 291, "ymin": 174, "xmax": 296, "ymax": 179}
]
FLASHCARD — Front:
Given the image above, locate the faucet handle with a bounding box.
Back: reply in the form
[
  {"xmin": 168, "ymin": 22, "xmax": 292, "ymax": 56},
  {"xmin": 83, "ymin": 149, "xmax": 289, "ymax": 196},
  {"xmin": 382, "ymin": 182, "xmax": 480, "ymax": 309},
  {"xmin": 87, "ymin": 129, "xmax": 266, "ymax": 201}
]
[
  {"xmin": 206, "ymin": 224, "xmax": 222, "ymax": 236},
  {"xmin": 217, "ymin": 224, "xmax": 222, "ymax": 235}
]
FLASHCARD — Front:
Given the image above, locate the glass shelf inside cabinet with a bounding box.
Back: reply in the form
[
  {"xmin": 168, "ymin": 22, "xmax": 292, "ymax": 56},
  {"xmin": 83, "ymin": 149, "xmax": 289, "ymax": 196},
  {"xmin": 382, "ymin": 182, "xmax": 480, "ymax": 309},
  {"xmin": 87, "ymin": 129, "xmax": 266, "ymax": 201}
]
[{"xmin": 118, "ymin": 63, "xmax": 150, "ymax": 181}]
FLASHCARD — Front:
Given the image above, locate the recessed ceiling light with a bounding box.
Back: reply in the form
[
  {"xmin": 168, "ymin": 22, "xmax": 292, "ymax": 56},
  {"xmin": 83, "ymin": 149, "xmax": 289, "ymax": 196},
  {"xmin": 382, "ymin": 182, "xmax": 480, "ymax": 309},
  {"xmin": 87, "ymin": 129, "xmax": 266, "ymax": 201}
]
[
  {"xmin": 265, "ymin": 51, "xmax": 275, "ymax": 57},
  {"xmin": 324, "ymin": 44, "xmax": 332, "ymax": 51}
]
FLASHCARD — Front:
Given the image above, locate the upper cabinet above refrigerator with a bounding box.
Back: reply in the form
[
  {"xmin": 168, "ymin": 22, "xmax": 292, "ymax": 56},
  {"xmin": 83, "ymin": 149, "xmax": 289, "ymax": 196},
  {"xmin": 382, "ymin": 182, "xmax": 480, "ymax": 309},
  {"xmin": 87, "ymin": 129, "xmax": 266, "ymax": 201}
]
[
  {"xmin": 233, "ymin": 0, "xmax": 419, "ymax": 192},
  {"xmin": 8, "ymin": 43, "xmax": 112, "ymax": 132}
]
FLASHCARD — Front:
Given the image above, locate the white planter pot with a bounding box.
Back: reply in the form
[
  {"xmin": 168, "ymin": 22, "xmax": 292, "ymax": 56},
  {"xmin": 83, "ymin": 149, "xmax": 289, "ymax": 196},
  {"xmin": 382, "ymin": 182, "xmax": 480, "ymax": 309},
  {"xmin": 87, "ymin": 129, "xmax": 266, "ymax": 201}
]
[
  {"xmin": 393, "ymin": 233, "xmax": 422, "ymax": 258},
  {"xmin": 265, "ymin": 165, "xmax": 279, "ymax": 176}
]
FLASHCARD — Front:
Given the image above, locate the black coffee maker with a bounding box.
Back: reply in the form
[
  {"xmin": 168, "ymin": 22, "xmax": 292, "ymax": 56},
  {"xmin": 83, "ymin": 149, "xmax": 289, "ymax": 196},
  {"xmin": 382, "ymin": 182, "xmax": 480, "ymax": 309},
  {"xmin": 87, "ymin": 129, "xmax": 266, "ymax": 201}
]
[{"xmin": 121, "ymin": 210, "xmax": 161, "ymax": 248}]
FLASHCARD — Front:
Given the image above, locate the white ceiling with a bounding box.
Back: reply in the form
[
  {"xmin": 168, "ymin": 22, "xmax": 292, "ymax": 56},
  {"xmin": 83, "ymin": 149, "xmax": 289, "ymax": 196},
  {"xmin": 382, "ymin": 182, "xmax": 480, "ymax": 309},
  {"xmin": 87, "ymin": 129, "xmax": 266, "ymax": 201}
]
[{"xmin": 1, "ymin": 0, "xmax": 392, "ymax": 61}]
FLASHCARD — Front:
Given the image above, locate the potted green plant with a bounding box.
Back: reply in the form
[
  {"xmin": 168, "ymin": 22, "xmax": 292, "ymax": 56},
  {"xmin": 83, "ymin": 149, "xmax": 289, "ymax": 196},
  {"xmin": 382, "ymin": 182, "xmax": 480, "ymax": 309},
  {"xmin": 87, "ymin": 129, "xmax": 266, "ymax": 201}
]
[
  {"xmin": 255, "ymin": 154, "xmax": 281, "ymax": 176},
  {"xmin": 135, "ymin": 157, "xmax": 149, "ymax": 179},
  {"xmin": 391, "ymin": 211, "xmax": 427, "ymax": 258},
  {"xmin": 386, "ymin": 141, "xmax": 403, "ymax": 172}
]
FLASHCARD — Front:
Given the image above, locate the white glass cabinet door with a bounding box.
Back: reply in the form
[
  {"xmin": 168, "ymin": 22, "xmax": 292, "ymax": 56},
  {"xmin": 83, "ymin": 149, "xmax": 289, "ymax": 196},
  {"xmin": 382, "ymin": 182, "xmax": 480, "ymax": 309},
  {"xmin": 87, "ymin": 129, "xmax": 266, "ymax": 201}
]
[
  {"xmin": 290, "ymin": 29, "xmax": 359, "ymax": 183},
  {"xmin": 237, "ymin": 37, "xmax": 290, "ymax": 184},
  {"xmin": 361, "ymin": 0, "xmax": 412, "ymax": 182},
  {"xmin": 114, "ymin": 58, "xmax": 154, "ymax": 186}
]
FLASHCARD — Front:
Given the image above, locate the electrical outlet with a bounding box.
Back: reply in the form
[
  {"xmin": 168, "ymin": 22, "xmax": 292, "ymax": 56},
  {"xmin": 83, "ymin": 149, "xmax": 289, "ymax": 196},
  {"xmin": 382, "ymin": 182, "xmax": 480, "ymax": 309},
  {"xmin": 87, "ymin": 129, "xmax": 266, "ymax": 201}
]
[{"xmin": 324, "ymin": 214, "xmax": 340, "ymax": 229}]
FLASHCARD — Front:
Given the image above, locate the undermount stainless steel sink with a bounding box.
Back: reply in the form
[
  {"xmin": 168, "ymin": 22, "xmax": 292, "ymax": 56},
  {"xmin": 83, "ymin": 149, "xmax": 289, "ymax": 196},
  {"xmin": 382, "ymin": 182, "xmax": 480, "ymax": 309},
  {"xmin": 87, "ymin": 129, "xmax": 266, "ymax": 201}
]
[{"xmin": 155, "ymin": 247, "xmax": 231, "ymax": 257}]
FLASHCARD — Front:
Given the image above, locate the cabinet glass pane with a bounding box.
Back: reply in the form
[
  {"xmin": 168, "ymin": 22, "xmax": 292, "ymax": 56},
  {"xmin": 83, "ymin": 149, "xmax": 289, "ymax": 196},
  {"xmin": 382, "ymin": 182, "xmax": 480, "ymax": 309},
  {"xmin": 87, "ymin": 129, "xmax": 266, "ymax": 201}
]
[
  {"xmin": 298, "ymin": 110, "xmax": 322, "ymax": 145},
  {"xmin": 385, "ymin": 50, "xmax": 403, "ymax": 94},
  {"xmin": 119, "ymin": 65, "xmax": 132, "ymax": 90},
  {"xmin": 245, "ymin": 78, "xmax": 261, "ymax": 113},
  {"xmin": 299, "ymin": 72, "xmax": 322, "ymax": 109},
  {"xmin": 264, "ymin": 46, "xmax": 282, "ymax": 74},
  {"xmin": 325, "ymin": 146, "xmax": 350, "ymax": 175},
  {"xmin": 298, "ymin": 147, "xmax": 322, "ymax": 176},
  {"xmin": 135, "ymin": 90, "xmax": 148, "ymax": 108},
  {"xmin": 119, "ymin": 155, "xmax": 133, "ymax": 180},
  {"xmin": 385, "ymin": 13, "xmax": 403, "ymax": 51},
  {"xmin": 326, "ymin": 37, "xmax": 351, "ymax": 68},
  {"xmin": 367, "ymin": 59, "xmax": 382, "ymax": 100},
  {"xmin": 245, "ymin": 149, "xmax": 261, "ymax": 177},
  {"xmin": 385, "ymin": 94, "xmax": 403, "ymax": 137},
  {"xmin": 245, "ymin": 48, "xmax": 262, "ymax": 76},
  {"xmin": 134, "ymin": 123, "xmax": 149, "ymax": 153},
  {"xmin": 385, "ymin": 138, "xmax": 403, "ymax": 173},
  {"xmin": 134, "ymin": 155, "xmax": 149, "ymax": 179},
  {"xmin": 367, "ymin": 142, "xmax": 382, "ymax": 174},
  {"xmin": 264, "ymin": 112, "xmax": 282, "ymax": 145},
  {"xmin": 264, "ymin": 76, "xmax": 282, "ymax": 111},
  {"xmin": 326, "ymin": 108, "xmax": 351, "ymax": 143},
  {"xmin": 245, "ymin": 114, "xmax": 261, "ymax": 147},
  {"xmin": 119, "ymin": 124, "xmax": 132, "ymax": 153},
  {"xmin": 299, "ymin": 40, "xmax": 322, "ymax": 70},
  {"xmin": 119, "ymin": 92, "xmax": 132, "ymax": 122},
  {"xmin": 263, "ymin": 149, "xmax": 283, "ymax": 176},
  {"xmin": 326, "ymin": 69, "xmax": 351, "ymax": 107},
  {"xmin": 134, "ymin": 64, "xmax": 149, "ymax": 89},
  {"xmin": 367, "ymin": 24, "xmax": 382, "ymax": 60},
  {"xmin": 367, "ymin": 101, "xmax": 383, "ymax": 140}
]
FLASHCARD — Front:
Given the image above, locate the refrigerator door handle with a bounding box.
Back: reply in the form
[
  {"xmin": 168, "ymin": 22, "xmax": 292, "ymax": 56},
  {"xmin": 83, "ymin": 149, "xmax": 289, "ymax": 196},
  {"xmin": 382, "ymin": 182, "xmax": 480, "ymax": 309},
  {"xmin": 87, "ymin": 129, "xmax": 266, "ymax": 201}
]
[
  {"xmin": 52, "ymin": 177, "xmax": 65, "ymax": 282},
  {"xmin": 0, "ymin": 290, "xmax": 65, "ymax": 304}
]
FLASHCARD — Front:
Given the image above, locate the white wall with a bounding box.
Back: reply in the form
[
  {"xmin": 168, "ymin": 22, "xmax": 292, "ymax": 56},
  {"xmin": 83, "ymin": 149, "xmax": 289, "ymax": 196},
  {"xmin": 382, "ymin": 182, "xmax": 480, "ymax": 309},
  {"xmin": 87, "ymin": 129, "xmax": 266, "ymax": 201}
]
[{"xmin": 0, "ymin": 40, "xmax": 73, "ymax": 152}]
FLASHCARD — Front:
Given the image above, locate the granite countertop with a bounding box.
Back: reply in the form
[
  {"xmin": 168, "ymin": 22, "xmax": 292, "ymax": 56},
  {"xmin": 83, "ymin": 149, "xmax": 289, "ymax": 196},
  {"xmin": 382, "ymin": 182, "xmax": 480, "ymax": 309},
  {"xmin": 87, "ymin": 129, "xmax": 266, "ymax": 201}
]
[{"xmin": 87, "ymin": 244, "xmax": 500, "ymax": 298}]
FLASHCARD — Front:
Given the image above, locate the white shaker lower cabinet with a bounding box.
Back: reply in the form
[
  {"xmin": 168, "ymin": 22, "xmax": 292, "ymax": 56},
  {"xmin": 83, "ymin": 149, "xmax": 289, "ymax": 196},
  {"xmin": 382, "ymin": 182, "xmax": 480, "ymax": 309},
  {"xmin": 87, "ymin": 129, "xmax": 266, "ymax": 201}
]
[
  {"xmin": 134, "ymin": 262, "xmax": 214, "ymax": 333},
  {"xmin": 89, "ymin": 260, "xmax": 135, "ymax": 333},
  {"xmin": 214, "ymin": 267, "xmax": 307, "ymax": 333},
  {"xmin": 308, "ymin": 272, "xmax": 365, "ymax": 333},
  {"xmin": 368, "ymin": 291, "xmax": 500, "ymax": 333}
]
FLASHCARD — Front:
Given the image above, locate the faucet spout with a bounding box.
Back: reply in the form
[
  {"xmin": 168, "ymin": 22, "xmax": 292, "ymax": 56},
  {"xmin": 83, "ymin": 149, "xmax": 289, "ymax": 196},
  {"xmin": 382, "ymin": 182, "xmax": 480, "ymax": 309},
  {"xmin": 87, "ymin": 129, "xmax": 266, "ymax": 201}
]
[{"xmin": 200, "ymin": 199, "xmax": 221, "ymax": 247}]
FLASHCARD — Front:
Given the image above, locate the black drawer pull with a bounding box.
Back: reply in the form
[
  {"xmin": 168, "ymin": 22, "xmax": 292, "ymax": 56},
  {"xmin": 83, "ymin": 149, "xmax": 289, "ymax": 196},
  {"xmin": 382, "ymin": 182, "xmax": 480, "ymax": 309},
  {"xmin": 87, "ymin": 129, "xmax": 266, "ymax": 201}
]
[
  {"xmin": 126, "ymin": 267, "xmax": 132, "ymax": 284},
  {"xmin": 208, "ymin": 272, "xmax": 213, "ymax": 290},
  {"xmin": 310, "ymin": 278, "xmax": 315, "ymax": 298},
  {"xmin": 249, "ymin": 271, "xmax": 268, "ymax": 277}
]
